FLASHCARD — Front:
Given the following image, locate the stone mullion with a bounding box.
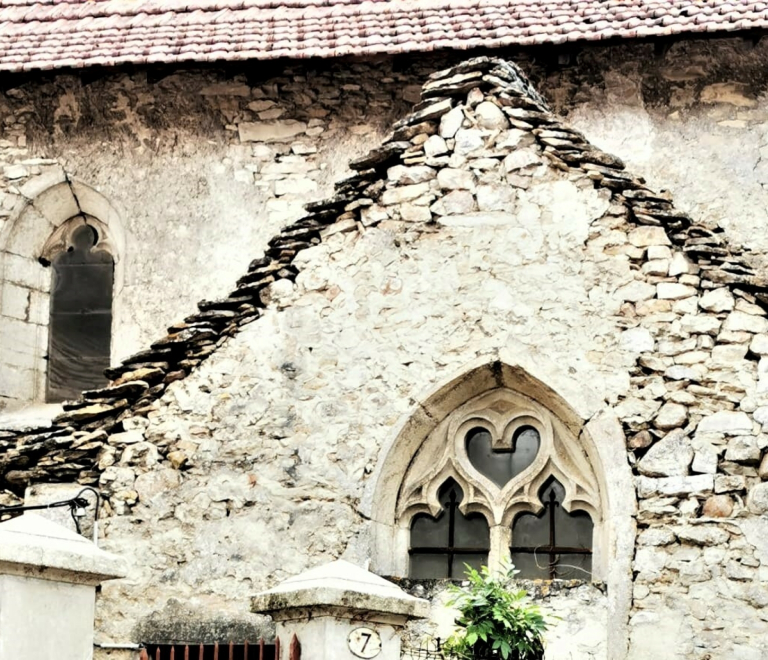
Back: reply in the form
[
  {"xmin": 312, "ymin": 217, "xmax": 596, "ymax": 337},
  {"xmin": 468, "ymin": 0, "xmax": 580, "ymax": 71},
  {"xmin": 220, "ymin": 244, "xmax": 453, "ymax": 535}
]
[{"xmin": 487, "ymin": 524, "xmax": 512, "ymax": 575}]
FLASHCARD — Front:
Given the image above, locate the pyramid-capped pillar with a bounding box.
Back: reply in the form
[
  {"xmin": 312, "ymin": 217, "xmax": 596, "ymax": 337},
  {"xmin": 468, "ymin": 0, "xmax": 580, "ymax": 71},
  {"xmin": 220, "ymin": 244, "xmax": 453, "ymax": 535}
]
[
  {"xmin": 252, "ymin": 559, "xmax": 428, "ymax": 660},
  {"xmin": 0, "ymin": 514, "xmax": 126, "ymax": 660}
]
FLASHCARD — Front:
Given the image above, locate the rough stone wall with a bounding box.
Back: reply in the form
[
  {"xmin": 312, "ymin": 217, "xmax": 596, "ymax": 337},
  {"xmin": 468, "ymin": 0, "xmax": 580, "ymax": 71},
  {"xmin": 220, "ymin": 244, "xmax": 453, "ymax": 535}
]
[
  {"xmin": 45, "ymin": 55, "xmax": 763, "ymax": 660},
  {"xmin": 5, "ymin": 37, "xmax": 768, "ymax": 412},
  {"xmin": 93, "ymin": 100, "xmax": 620, "ymax": 655},
  {"xmin": 2, "ymin": 36, "xmax": 768, "ymax": 660},
  {"xmin": 0, "ymin": 60, "xmax": 417, "ymax": 410}
]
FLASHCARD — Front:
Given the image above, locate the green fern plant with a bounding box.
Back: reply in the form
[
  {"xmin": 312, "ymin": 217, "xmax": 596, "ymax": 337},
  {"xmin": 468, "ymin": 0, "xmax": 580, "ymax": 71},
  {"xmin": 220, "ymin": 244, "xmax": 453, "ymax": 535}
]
[{"xmin": 441, "ymin": 565, "xmax": 549, "ymax": 660}]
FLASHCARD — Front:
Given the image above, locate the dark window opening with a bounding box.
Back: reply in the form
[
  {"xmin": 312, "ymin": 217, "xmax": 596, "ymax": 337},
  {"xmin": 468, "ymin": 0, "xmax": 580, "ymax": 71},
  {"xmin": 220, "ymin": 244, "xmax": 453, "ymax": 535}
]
[
  {"xmin": 142, "ymin": 643, "xmax": 276, "ymax": 660},
  {"xmin": 466, "ymin": 425, "xmax": 540, "ymax": 487},
  {"xmin": 510, "ymin": 478, "xmax": 593, "ymax": 580},
  {"xmin": 47, "ymin": 223, "xmax": 113, "ymax": 402},
  {"xmin": 409, "ymin": 480, "xmax": 490, "ymax": 579}
]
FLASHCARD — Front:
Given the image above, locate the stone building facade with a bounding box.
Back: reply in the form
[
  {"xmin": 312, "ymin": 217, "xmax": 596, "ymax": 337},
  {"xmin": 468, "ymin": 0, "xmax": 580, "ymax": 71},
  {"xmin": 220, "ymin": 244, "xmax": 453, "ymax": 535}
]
[{"xmin": 2, "ymin": 34, "xmax": 768, "ymax": 660}]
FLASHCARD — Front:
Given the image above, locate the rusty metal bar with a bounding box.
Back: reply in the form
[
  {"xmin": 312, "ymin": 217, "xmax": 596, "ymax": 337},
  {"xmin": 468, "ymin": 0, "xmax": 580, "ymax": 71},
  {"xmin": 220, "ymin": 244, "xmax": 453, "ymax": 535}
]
[
  {"xmin": 214, "ymin": 642, "xmax": 219, "ymax": 660},
  {"xmin": 289, "ymin": 634, "xmax": 300, "ymax": 660},
  {"xmin": 184, "ymin": 645, "xmax": 190, "ymax": 660},
  {"xmin": 199, "ymin": 643, "xmax": 204, "ymax": 660},
  {"xmin": 259, "ymin": 638, "xmax": 265, "ymax": 660},
  {"xmin": 275, "ymin": 636, "xmax": 281, "ymax": 660},
  {"xmin": 156, "ymin": 648, "xmax": 161, "ymax": 660},
  {"xmin": 244, "ymin": 641, "xmax": 249, "ymax": 660},
  {"xmin": 170, "ymin": 647, "xmax": 175, "ymax": 660},
  {"xmin": 139, "ymin": 650, "xmax": 149, "ymax": 660},
  {"xmin": 229, "ymin": 641, "xmax": 234, "ymax": 660}
]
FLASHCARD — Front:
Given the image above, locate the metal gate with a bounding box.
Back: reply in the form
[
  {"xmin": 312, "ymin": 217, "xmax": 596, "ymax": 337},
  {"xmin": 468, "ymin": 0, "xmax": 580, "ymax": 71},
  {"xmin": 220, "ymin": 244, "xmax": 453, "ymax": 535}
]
[{"xmin": 139, "ymin": 635, "xmax": 300, "ymax": 660}]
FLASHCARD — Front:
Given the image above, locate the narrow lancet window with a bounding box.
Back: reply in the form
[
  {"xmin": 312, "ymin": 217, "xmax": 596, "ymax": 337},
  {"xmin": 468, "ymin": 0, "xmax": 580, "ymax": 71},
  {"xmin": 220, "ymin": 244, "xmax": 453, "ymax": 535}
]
[
  {"xmin": 510, "ymin": 478, "xmax": 593, "ymax": 580},
  {"xmin": 47, "ymin": 224, "xmax": 114, "ymax": 402},
  {"xmin": 409, "ymin": 480, "xmax": 490, "ymax": 579}
]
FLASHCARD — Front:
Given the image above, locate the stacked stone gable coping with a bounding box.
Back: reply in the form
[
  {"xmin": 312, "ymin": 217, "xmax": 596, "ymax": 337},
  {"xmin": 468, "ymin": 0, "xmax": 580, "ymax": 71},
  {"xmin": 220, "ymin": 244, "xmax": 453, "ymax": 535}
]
[{"xmin": 1, "ymin": 55, "xmax": 767, "ymax": 520}]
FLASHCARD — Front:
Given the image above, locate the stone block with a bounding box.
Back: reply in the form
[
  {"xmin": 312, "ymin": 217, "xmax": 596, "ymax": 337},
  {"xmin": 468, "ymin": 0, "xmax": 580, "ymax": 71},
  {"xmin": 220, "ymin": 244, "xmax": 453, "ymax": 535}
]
[
  {"xmin": 747, "ymin": 482, "xmax": 768, "ymax": 514},
  {"xmin": 647, "ymin": 246, "xmax": 672, "ymax": 260},
  {"xmin": 668, "ymin": 252, "xmax": 692, "ymax": 276},
  {"xmin": 697, "ymin": 411, "xmax": 752, "ymax": 435},
  {"xmin": 621, "ymin": 327, "xmax": 654, "ymax": 352},
  {"xmin": 380, "ymin": 182, "xmax": 430, "ymax": 205},
  {"xmin": 702, "ymin": 494, "xmax": 733, "ymax": 517},
  {"xmin": 27, "ymin": 290, "xmax": 49, "ymax": 326},
  {"xmin": 437, "ymin": 167, "xmax": 476, "ymax": 190},
  {"xmin": 430, "ymin": 190, "xmax": 476, "ymax": 215},
  {"xmin": 616, "ymin": 280, "xmax": 656, "ymax": 303},
  {"xmin": 0, "ymin": 362, "xmax": 35, "ymax": 400},
  {"xmin": 439, "ymin": 106, "xmax": 465, "ymax": 138},
  {"xmin": 637, "ymin": 429, "xmax": 692, "ymax": 476},
  {"xmin": 31, "ymin": 181, "xmax": 79, "ymax": 226},
  {"xmin": 691, "ymin": 447, "xmax": 718, "ymax": 474},
  {"xmin": 675, "ymin": 525, "xmax": 730, "ymax": 546},
  {"xmin": 652, "ymin": 404, "xmax": 688, "ymax": 431},
  {"xmin": 680, "ymin": 313, "xmax": 721, "ymax": 335},
  {"xmin": 714, "ymin": 474, "xmax": 746, "ymax": 493},
  {"xmin": 657, "ymin": 283, "xmax": 697, "ymax": 300},
  {"xmin": 238, "ymin": 120, "xmax": 308, "ymax": 143},
  {"xmin": 423, "ymin": 135, "xmax": 448, "ymax": 157},
  {"xmin": 636, "ymin": 474, "xmax": 713, "ymax": 498},
  {"xmin": 2, "ymin": 252, "xmax": 47, "ymax": 291},
  {"xmin": 474, "ymin": 101, "xmax": 509, "ymax": 130},
  {"xmin": 723, "ymin": 311, "xmax": 768, "ymax": 334},
  {"xmin": 476, "ymin": 183, "xmax": 515, "ymax": 211},
  {"xmin": 710, "ymin": 343, "xmax": 748, "ymax": 367},
  {"xmin": 5, "ymin": 205, "xmax": 56, "ymax": 257},
  {"xmin": 724, "ymin": 435, "xmax": 761, "ymax": 463},
  {"xmin": 699, "ymin": 288, "xmax": 734, "ymax": 312},
  {"xmin": 628, "ymin": 226, "xmax": 670, "ymax": 247},
  {"xmin": 750, "ymin": 334, "xmax": 768, "ymax": 355},
  {"xmin": 387, "ymin": 165, "xmax": 435, "ymax": 185},
  {"xmin": 274, "ymin": 178, "xmax": 317, "ymax": 197},
  {"xmin": 1, "ymin": 282, "xmax": 30, "ymax": 320},
  {"xmin": 454, "ymin": 128, "xmax": 485, "ymax": 155},
  {"xmin": 17, "ymin": 167, "xmax": 66, "ymax": 201}
]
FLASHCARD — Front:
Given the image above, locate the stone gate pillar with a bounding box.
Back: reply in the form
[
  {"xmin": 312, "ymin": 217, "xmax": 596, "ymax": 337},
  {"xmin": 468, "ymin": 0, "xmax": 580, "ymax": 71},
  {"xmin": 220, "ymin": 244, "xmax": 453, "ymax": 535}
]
[
  {"xmin": 0, "ymin": 513, "xmax": 126, "ymax": 660},
  {"xmin": 251, "ymin": 559, "xmax": 429, "ymax": 660}
]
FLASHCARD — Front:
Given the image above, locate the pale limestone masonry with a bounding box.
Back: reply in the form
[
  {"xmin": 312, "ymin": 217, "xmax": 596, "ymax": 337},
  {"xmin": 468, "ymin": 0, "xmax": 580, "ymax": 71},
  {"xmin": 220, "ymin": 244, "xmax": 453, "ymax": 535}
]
[{"xmin": 2, "ymin": 39, "xmax": 768, "ymax": 660}]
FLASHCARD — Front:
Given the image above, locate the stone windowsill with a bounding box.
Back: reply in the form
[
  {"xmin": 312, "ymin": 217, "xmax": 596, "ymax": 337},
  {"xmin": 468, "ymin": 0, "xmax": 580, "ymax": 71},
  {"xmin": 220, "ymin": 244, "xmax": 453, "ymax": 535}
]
[{"xmin": 385, "ymin": 576, "xmax": 607, "ymax": 600}]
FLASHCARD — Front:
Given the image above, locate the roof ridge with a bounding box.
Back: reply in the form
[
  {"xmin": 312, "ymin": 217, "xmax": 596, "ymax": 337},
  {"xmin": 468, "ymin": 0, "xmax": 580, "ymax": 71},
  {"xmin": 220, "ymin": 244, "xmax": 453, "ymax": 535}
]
[{"xmin": 1, "ymin": 55, "xmax": 765, "ymax": 495}]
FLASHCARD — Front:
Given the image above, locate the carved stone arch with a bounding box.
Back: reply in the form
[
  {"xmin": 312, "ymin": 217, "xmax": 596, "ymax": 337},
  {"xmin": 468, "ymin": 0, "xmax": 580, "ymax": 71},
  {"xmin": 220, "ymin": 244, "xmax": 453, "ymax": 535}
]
[
  {"xmin": 362, "ymin": 356, "xmax": 636, "ymax": 659},
  {"xmin": 0, "ymin": 171, "xmax": 125, "ymax": 407}
]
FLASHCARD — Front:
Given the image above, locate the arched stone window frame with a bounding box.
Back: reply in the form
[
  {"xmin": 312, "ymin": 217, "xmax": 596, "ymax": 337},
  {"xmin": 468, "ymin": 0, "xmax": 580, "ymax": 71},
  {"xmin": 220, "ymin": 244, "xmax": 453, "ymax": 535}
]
[
  {"xmin": 397, "ymin": 388, "xmax": 601, "ymax": 579},
  {"xmin": 0, "ymin": 169, "xmax": 125, "ymax": 406},
  {"xmin": 362, "ymin": 355, "xmax": 636, "ymax": 658}
]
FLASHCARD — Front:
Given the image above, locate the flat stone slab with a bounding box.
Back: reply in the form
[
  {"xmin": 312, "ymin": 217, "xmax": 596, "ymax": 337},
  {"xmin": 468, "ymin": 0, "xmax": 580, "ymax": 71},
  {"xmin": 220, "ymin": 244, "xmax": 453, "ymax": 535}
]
[
  {"xmin": 0, "ymin": 513, "xmax": 127, "ymax": 585},
  {"xmin": 251, "ymin": 559, "xmax": 429, "ymax": 619}
]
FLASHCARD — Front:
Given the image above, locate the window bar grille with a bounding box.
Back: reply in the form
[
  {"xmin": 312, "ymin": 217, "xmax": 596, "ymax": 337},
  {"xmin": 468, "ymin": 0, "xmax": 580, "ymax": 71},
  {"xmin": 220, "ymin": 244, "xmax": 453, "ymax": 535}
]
[
  {"xmin": 409, "ymin": 486, "xmax": 489, "ymax": 578},
  {"xmin": 510, "ymin": 487, "xmax": 592, "ymax": 579},
  {"xmin": 139, "ymin": 638, "xmax": 283, "ymax": 660}
]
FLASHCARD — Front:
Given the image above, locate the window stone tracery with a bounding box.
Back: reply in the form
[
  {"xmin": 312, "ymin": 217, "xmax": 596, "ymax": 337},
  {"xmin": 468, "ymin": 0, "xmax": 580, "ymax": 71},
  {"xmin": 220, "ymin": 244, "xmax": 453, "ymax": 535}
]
[{"xmin": 396, "ymin": 389, "xmax": 602, "ymax": 578}]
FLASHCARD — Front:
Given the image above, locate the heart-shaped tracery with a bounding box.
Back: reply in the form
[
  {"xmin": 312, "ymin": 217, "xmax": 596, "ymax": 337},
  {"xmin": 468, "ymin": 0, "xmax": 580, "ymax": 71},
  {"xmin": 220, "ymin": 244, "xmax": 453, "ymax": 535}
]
[{"xmin": 466, "ymin": 425, "xmax": 540, "ymax": 487}]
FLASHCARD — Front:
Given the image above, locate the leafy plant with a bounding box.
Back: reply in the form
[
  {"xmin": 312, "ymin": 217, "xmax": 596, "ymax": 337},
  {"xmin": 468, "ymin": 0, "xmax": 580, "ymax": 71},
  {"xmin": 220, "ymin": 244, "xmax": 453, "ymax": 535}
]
[{"xmin": 441, "ymin": 565, "xmax": 549, "ymax": 660}]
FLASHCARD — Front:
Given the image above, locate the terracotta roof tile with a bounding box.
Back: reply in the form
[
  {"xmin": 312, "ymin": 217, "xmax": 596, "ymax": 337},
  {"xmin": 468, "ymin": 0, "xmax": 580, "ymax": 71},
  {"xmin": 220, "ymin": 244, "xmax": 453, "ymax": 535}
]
[{"xmin": 2, "ymin": 1, "xmax": 768, "ymax": 72}]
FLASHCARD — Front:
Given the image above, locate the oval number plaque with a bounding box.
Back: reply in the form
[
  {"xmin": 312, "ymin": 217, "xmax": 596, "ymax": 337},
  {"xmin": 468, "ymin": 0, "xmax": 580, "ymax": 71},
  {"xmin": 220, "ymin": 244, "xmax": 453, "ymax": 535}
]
[{"xmin": 348, "ymin": 627, "xmax": 382, "ymax": 659}]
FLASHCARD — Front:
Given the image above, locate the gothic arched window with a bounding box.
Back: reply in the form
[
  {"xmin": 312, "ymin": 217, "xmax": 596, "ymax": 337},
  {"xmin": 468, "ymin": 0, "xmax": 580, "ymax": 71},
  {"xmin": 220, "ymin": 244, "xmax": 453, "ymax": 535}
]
[
  {"xmin": 511, "ymin": 478, "xmax": 594, "ymax": 579},
  {"xmin": 46, "ymin": 222, "xmax": 114, "ymax": 402},
  {"xmin": 397, "ymin": 389, "xmax": 601, "ymax": 580},
  {"xmin": 409, "ymin": 480, "xmax": 490, "ymax": 579}
]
